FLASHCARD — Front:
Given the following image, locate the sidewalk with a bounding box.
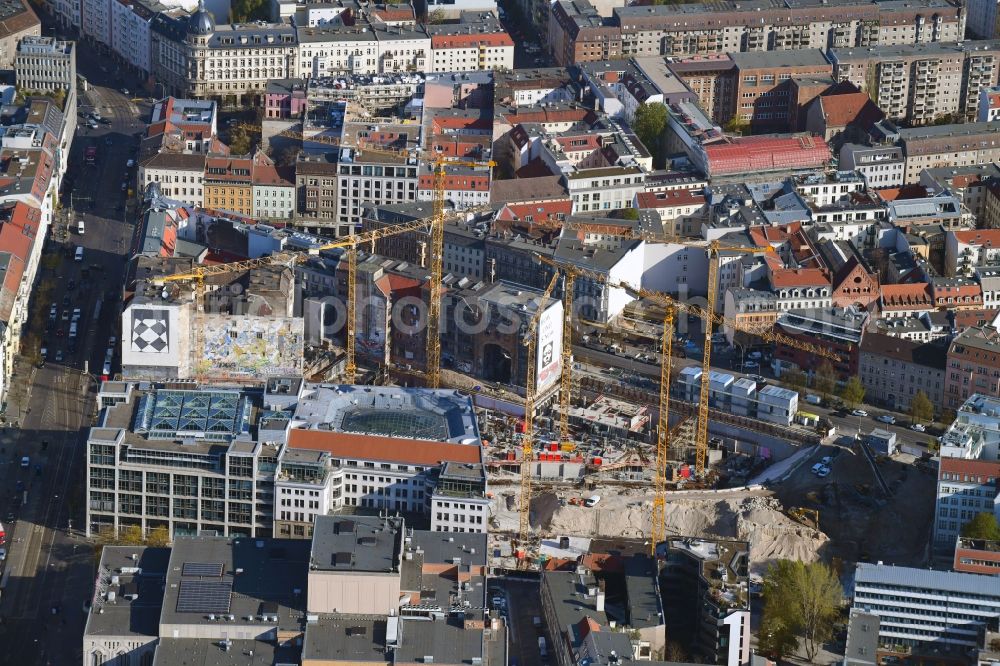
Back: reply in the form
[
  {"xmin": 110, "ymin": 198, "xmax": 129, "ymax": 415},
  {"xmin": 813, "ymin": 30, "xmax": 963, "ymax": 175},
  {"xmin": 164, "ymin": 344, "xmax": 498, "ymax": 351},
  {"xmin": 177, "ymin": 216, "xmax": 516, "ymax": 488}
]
[{"xmin": 2, "ymin": 355, "xmax": 35, "ymax": 429}]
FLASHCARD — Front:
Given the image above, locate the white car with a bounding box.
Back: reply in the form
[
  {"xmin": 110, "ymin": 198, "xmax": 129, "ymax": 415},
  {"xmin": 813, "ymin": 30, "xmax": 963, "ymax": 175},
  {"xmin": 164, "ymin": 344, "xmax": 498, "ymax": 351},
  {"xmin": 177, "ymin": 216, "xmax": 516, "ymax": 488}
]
[
  {"xmin": 911, "ymin": 423, "xmax": 926, "ymax": 432},
  {"xmin": 816, "ymin": 466, "xmax": 831, "ymax": 478},
  {"xmin": 877, "ymin": 414, "xmax": 896, "ymax": 425},
  {"xmin": 820, "ymin": 456, "xmax": 832, "ymax": 466},
  {"xmin": 851, "ymin": 409, "xmax": 868, "ymax": 417}
]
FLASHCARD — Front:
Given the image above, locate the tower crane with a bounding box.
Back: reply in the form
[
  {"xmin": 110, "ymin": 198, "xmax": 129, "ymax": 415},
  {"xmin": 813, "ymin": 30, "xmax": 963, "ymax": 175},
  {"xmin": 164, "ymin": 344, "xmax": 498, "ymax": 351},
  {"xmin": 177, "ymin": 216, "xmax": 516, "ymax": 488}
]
[
  {"xmin": 152, "ymin": 217, "xmax": 435, "ymax": 383},
  {"xmin": 557, "ymin": 222, "xmax": 788, "ymax": 474},
  {"xmin": 519, "ymin": 271, "xmax": 561, "ymax": 553},
  {"xmin": 536, "ymin": 254, "xmax": 837, "ymax": 549}
]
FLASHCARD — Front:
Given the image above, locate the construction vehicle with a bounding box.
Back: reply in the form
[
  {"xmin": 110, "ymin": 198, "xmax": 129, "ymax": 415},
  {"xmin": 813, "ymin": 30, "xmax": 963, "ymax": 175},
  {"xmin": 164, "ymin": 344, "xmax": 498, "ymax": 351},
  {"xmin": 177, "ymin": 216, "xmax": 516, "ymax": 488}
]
[
  {"xmin": 787, "ymin": 506, "xmax": 820, "ymax": 529},
  {"xmin": 518, "ymin": 272, "xmax": 561, "ymax": 554}
]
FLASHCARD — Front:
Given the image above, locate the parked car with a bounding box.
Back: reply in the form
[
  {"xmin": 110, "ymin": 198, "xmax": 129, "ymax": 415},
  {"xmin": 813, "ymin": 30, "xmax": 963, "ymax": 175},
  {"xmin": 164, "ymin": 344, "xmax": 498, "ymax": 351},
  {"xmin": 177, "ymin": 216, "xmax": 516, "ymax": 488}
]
[
  {"xmin": 911, "ymin": 423, "xmax": 926, "ymax": 432},
  {"xmin": 877, "ymin": 414, "xmax": 896, "ymax": 425},
  {"xmin": 820, "ymin": 456, "xmax": 832, "ymax": 465},
  {"xmin": 851, "ymin": 409, "xmax": 868, "ymax": 417},
  {"xmin": 816, "ymin": 466, "xmax": 831, "ymax": 478}
]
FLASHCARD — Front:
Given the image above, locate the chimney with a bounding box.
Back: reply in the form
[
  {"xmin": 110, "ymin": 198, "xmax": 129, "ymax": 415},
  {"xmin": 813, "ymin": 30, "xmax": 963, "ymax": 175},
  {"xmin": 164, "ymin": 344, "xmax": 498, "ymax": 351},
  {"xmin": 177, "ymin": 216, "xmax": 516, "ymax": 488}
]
[{"xmin": 596, "ymin": 580, "xmax": 606, "ymax": 612}]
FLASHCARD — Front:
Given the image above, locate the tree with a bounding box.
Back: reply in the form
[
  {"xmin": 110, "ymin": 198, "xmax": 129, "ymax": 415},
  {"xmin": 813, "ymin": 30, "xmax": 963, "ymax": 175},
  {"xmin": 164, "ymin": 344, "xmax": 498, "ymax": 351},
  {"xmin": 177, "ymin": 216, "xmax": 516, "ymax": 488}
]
[
  {"xmin": 813, "ymin": 360, "xmax": 836, "ymax": 400},
  {"xmin": 761, "ymin": 560, "xmax": 843, "ymax": 662},
  {"xmin": 962, "ymin": 512, "xmax": 1000, "ymax": 541},
  {"xmin": 840, "ymin": 376, "xmax": 865, "ymax": 409},
  {"xmin": 620, "ymin": 207, "xmax": 640, "ymax": 220},
  {"xmin": 758, "ymin": 614, "xmax": 799, "ymax": 661},
  {"xmin": 230, "ymin": 0, "xmax": 269, "ymax": 22},
  {"xmin": 784, "ymin": 367, "xmax": 807, "ymax": 391},
  {"xmin": 909, "ymin": 390, "xmax": 934, "ymax": 424},
  {"xmin": 273, "ymin": 145, "xmax": 299, "ymax": 167},
  {"xmin": 723, "ymin": 116, "xmax": 750, "ymax": 136},
  {"xmin": 426, "ymin": 8, "xmax": 447, "ymax": 23},
  {"xmin": 228, "ymin": 125, "xmax": 253, "ymax": 155},
  {"xmin": 632, "ymin": 102, "xmax": 668, "ymax": 167}
]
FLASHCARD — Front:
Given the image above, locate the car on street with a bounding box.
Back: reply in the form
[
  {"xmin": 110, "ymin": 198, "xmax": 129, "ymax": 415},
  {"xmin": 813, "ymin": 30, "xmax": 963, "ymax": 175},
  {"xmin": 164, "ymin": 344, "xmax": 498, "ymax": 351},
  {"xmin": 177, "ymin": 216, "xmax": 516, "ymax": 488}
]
[
  {"xmin": 62, "ymin": 294, "xmax": 71, "ymax": 306},
  {"xmin": 877, "ymin": 414, "xmax": 896, "ymax": 425},
  {"xmin": 54, "ymin": 350, "xmax": 63, "ymax": 362},
  {"xmin": 20, "ymin": 456, "xmax": 29, "ymax": 468},
  {"xmin": 86, "ymin": 121, "xmax": 98, "ymax": 129},
  {"xmin": 820, "ymin": 456, "xmax": 832, "ymax": 465},
  {"xmin": 61, "ymin": 309, "xmax": 69, "ymax": 321},
  {"xmin": 121, "ymin": 182, "xmax": 127, "ymax": 191},
  {"xmin": 851, "ymin": 409, "xmax": 868, "ymax": 417},
  {"xmin": 126, "ymin": 159, "xmax": 135, "ymax": 168},
  {"xmin": 816, "ymin": 466, "xmax": 831, "ymax": 478},
  {"xmin": 120, "ymin": 88, "xmax": 129, "ymax": 96},
  {"xmin": 911, "ymin": 423, "xmax": 926, "ymax": 432},
  {"xmin": 0, "ymin": 548, "xmax": 6, "ymax": 561}
]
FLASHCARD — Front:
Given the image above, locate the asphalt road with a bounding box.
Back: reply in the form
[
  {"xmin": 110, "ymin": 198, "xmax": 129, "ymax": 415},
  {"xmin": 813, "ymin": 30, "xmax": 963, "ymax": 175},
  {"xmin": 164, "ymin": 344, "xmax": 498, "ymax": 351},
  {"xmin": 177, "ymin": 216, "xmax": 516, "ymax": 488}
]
[{"xmin": 0, "ymin": 22, "xmax": 141, "ymax": 665}]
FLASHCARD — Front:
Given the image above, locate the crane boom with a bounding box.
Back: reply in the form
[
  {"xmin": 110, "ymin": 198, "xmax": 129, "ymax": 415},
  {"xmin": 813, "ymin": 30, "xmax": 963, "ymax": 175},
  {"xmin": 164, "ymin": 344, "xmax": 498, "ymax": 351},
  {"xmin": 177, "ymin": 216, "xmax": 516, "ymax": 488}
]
[
  {"xmin": 652, "ymin": 306, "xmax": 674, "ymax": 555},
  {"xmin": 559, "ymin": 272, "xmax": 576, "ymax": 443},
  {"xmin": 519, "ymin": 272, "xmax": 561, "ymax": 549}
]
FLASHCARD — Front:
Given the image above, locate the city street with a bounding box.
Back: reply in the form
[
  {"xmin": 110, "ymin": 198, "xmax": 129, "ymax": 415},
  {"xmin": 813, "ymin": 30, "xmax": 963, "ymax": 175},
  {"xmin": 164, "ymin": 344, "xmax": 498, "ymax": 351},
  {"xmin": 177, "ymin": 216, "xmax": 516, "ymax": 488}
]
[{"xmin": 0, "ymin": 21, "xmax": 142, "ymax": 664}]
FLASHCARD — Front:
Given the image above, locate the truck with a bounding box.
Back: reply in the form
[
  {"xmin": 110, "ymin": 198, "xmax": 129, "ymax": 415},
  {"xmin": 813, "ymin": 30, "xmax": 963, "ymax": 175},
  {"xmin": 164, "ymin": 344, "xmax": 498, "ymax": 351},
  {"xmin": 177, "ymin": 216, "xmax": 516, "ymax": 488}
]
[{"xmin": 85, "ymin": 145, "xmax": 97, "ymax": 164}]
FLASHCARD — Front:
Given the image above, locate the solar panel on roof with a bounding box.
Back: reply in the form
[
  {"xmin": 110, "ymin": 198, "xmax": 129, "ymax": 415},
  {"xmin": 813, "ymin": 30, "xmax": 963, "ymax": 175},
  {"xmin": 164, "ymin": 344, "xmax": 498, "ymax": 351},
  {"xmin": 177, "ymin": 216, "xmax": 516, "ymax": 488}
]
[
  {"xmin": 182, "ymin": 561, "xmax": 224, "ymax": 577},
  {"xmin": 176, "ymin": 580, "xmax": 232, "ymax": 614}
]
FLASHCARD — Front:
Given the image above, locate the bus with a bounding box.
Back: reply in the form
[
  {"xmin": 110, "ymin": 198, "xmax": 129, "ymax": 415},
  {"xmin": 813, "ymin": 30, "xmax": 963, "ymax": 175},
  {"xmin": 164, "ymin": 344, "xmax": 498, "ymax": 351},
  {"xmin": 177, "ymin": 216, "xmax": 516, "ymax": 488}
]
[{"xmin": 85, "ymin": 145, "xmax": 97, "ymax": 164}]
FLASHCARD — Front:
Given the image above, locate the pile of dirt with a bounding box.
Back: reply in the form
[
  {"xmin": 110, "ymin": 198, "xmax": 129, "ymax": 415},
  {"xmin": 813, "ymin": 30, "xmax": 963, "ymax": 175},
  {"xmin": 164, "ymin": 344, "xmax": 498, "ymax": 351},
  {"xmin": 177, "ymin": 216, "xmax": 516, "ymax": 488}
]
[{"xmin": 540, "ymin": 492, "xmax": 827, "ymax": 572}]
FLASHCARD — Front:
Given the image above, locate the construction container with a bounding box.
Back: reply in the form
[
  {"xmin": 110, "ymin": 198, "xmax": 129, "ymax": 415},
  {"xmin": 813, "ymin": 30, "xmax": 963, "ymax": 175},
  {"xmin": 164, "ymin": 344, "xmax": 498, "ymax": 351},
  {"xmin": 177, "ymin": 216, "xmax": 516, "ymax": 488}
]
[
  {"xmin": 591, "ymin": 457, "xmax": 603, "ymax": 466},
  {"xmin": 505, "ymin": 452, "xmax": 516, "ymax": 462},
  {"xmin": 548, "ymin": 443, "xmax": 558, "ymax": 451},
  {"xmin": 679, "ymin": 465, "xmax": 691, "ymax": 479},
  {"xmin": 560, "ymin": 442, "xmax": 577, "ymax": 452}
]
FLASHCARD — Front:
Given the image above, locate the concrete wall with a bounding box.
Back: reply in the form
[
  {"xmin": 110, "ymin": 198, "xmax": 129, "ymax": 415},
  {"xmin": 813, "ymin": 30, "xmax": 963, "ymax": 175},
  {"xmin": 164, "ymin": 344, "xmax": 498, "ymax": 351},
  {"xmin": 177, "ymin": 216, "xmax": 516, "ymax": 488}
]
[{"xmin": 307, "ymin": 571, "xmax": 401, "ymax": 615}]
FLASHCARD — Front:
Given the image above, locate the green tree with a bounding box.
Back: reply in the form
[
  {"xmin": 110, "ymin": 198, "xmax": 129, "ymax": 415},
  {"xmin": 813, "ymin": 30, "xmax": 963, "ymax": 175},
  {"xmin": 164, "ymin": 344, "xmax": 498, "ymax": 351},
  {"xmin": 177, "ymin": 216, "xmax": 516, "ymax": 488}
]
[
  {"xmin": 762, "ymin": 560, "xmax": 843, "ymax": 662},
  {"xmin": 962, "ymin": 512, "xmax": 1000, "ymax": 541},
  {"xmin": 632, "ymin": 102, "xmax": 668, "ymax": 167},
  {"xmin": 813, "ymin": 360, "xmax": 836, "ymax": 400},
  {"xmin": 909, "ymin": 390, "xmax": 934, "ymax": 424},
  {"xmin": 229, "ymin": 0, "xmax": 269, "ymax": 22},
  {"xmin": 426, "ymin": 8, "xmax": 447, "ymax": 23},
  {"xmin": 840, "ymin": 376, "xmax": 865, "ymax": 409},
  {"xmin": 723, "ymin": 116, "xmax": 750, "ymax": 136},
  {"xmin": 620, "ymin": 207, "xmax": 640, "ymax": 220},
  {"xmin": 228, "ymin": 125, "xmax": 253, "ymax": 155},
  {"xmin": 758, "ymin": 614, "xmax": 799, "ymax": 661}
]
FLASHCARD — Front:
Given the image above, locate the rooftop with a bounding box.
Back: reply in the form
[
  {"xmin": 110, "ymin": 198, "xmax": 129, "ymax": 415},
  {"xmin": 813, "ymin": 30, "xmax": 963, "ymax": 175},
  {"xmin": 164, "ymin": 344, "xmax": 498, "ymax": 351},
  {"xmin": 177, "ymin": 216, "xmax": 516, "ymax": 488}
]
[
  {"xmin": 309, "ymin": 515, "xmax": 401, "ymax": 573},
  {"xmin": 855, "ymin": 562, "xmax": 1000, "ymax": 598}
]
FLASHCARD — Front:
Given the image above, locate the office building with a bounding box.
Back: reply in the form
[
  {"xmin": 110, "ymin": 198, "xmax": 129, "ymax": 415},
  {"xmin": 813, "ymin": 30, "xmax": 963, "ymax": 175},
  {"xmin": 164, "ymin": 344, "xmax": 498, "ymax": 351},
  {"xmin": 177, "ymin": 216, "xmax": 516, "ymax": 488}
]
[
  {"xmin": 729, "ymin": 50, "xmax": 832, "ymax": 131},
  {"xmin": 954, "ymin": 537, "xmax": 1000, "ymax": 575},
  {"xmin": 14, "ymin": 36, "xmax": 75, "ymax": 93},
  {"xmin": 852, "ymin": 562, "xmax": 1000, "ymax": 650}
]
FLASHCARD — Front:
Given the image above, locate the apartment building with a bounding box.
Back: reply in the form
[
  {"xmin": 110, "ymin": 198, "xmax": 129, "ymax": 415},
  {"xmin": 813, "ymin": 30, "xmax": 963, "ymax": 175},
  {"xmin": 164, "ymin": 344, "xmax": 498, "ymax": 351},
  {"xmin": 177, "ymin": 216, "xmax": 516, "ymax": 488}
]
[
  {"xmin": 566, "ymin": 164, "xmax": 644, "ymax": 214},
  {"xmin": 899, "ymin": 122, "xmax": 1000, "ymax": 184},
  {"xmin": 852, "ymin": 562, "xmax": 1000, "ymax": 650},
  {"xmin": 858, "ymin": 332, "xmax": 945, "ymax": 413},
  {"xmin": 946, "ymin": 229, "xmax": 1000, "ymax": 278},
  {"xmin": 830, "ymin": 42, "xmax": 1000, "ymax": 125},
  {"xmin": 250, "ymin": 150, "xmax": 294, "ymax": 220},
  {"xmin": 839, "ymin": 143, "xmax": 905, "ymax": 188},
  {"xmin": 14, "ymin": 36, "xmax": 75, "ymax": 93},
  {"xmin": 548, "ymin": 0, "xmax": 965, "ymax": 67},
  {"xmin": 662, "ymin": 537, "xmax": 751, "ymax": 666},
  {"xmin": 729, "ymin": 49, "xmax": 832, "ymax": 131},
  {"xmin": 137, "ymin": 152, "xmax": 205, "ymax": 205},
  {"xmin": 428, "ymin": 21, "xmax": 514, "ymax": 72},
  {"xmin": 203, "ymin": 155, "xmax": 253, "ymax": 216},
  {"xmin": 945, "ymin": 327, "xmax": 1000, "ymax": 409}
]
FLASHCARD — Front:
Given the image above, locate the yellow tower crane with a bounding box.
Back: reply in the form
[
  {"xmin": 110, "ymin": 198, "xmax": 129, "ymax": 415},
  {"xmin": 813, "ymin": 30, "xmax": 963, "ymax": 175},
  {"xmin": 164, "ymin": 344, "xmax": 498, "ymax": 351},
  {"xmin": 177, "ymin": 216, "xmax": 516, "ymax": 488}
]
[
  {"xmin": 152, "ymin": 217, "xmax": 436, "ymax": 383},
  {"xmin": 537, "ymin": 255, "xmax": 838, "ymax": 550},
  {"xmin": 519, "ymin": 271, "xmax": 561, "ymax": 552},
  {"xmin": 559, "ymin": 222, "xmax": 786, "ymax": 474}
]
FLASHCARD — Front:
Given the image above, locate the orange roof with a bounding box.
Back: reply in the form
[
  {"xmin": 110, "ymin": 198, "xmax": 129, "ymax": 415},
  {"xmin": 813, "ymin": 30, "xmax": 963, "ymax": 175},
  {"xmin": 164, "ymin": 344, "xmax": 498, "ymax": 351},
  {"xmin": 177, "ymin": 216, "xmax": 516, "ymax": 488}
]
[
  {"xmin": 769, "ymin": 267, "xmax": 829, "ymax": 288},
  {"xmin": 940, "ymin": 457, "xmax": 1000, "ymax": 478},
  {"xmin": 880, "ymin": 282, "xmax": 932, "ymax": 308},
  {"xmin": 953, "ymin": 229, "xmax": 1000, "ymax": 246},
  {"xmin": 431, "ymin": 33, "xmax": 513, "ymax": 49},
  {"xmin": 819, "ymin": 91, "xmax": 883, "ymax": 129},
  {"xmin": 287, "ymin": 429, "xmax": 482, "ymax": 466}
]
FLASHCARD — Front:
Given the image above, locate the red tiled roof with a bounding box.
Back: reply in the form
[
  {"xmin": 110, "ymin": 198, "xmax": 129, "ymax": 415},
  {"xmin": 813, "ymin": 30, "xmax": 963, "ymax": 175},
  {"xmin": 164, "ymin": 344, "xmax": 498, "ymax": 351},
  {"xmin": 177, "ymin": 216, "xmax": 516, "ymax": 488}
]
[
  {"xmin": 819, "ymin": 91, "xmax": 884, "ymax": 129},
  {"xmin": 769, "ymin": 267, "xmax": 829, "ymax": 288},
  {"xmin": 880, "ymin": 282, "xmax": 932, "ymax": 308},
  {"xmin": 431, "ymin": 33, "xmax": 513, "ymax": 49},
  {"xmin": 953, "ymin": 229, "xmax": 1000, "ymax": 246},
  {"xmin": 287, "ymin": 429, "xmax": 481, "ymax": 466},
  {"xmin": 940, "ymin": 457, "xmax": 1000, "ymax": 478},
  {"xmin": 705, "ymin": 135, "xmax": 830, "ymax": 176}
]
